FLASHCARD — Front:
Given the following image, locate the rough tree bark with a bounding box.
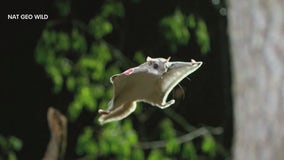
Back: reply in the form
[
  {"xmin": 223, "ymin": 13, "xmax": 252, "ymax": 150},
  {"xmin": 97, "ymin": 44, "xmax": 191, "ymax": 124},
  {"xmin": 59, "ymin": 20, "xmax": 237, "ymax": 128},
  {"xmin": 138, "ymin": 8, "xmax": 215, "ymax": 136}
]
[{"xmin": 228, "ymin": 0, "xmax": 284, "ymax": 160}]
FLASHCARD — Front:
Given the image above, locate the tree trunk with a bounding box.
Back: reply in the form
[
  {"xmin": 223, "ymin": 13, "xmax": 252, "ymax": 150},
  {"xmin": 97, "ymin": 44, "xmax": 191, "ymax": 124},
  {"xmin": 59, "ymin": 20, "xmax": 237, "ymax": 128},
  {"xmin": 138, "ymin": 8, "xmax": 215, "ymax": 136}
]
[{"xmin": 228, "ymin": 0, "xmax": 284, "ymax": 160}]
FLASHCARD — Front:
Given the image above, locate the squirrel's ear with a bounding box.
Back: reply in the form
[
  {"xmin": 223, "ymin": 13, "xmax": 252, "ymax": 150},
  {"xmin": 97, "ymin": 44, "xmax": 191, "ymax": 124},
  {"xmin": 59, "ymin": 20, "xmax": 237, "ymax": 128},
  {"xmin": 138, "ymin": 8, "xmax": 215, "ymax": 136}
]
[
  {"xmin": 167, "ymin": 57, "xmax": 171, "ymax": 62},
  {"xmin": 146, "ymin": 56, "xmax": 152, "ymax": 61}
]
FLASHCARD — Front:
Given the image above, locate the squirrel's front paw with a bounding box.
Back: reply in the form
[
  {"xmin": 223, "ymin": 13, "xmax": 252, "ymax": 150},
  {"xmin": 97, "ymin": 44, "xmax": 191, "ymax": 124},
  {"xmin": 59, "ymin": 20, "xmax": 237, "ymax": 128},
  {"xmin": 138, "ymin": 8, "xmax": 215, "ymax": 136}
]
[{"xmin": 98, "ymin": 109, "xmax": 110, "ymax": 115}]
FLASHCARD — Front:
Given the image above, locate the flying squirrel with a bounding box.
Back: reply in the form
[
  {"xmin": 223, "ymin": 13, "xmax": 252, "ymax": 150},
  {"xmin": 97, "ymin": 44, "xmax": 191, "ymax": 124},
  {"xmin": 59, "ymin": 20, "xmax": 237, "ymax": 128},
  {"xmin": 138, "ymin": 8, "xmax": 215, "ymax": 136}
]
[{"xmin": 98, "ymin": 56, "xmax": 202, "ymax": 125}]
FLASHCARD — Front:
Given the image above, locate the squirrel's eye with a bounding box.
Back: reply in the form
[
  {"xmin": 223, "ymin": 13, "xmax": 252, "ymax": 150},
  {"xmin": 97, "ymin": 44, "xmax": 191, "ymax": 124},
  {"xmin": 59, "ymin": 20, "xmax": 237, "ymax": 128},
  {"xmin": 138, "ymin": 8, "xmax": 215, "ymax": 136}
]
[{"xmin": 153, "ymin": 63, "xmax": 159, "ymax": 69}]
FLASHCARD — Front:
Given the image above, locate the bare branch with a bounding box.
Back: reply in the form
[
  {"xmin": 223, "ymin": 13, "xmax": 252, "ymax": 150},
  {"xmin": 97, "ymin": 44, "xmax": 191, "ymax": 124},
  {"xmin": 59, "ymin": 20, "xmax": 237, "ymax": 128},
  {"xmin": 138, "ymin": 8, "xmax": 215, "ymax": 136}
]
[
  {"xmin": 138, "ymin": 127, "xmax": 223, "ymax": 149},
  {"xmin": 43, "ymin": 107, "xmax": 67, "ymax": 160},
  {"xmin": 163, "ymin": 109, "xmax": 196, "ymax": 132}
]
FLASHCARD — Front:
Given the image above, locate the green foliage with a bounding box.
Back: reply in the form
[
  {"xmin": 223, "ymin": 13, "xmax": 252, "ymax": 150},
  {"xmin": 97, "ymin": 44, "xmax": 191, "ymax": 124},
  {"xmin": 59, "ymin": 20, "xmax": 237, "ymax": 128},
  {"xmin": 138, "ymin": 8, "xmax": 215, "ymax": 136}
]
[
  {"xmin": 133, "ymin": 51, "xmax": 145, "ymax": 64},
  {"xmin": 76, "ymin": 127, "xmax": 98, "ymax": 156},
  {"xmin": 89, "ymin": 17, "xmax": 113, "ymax": 39},
  {"xmin": 187, "ymin": 15, "xmax": 196, "ymax": 28},
  {"xmin": 89, "ymin": 1, "xmax": 124, "ymax": 39},
  {"xmin": 101, "ymin": 0, "xmax": 124, "ymax": 18},
  {"xmin": 148, "ymin": 149, "xmax": 171, "ymax": 160},
  {"xmin": 71, "ymin": 29, "xmax": 87, "ymax": 53},
  {"xmin": 195, "ymin": 19, "xmax": 211, "ymax": 54},
  {"xmin": 0, "ymin": 135, "xmax": 22, "ymax": 160},
  {"xmin": 202, "ymin": 134, "xmax": 217, "ymax": 157},
  {"xmin": 160, "ymin": 10, "xmax": 190, "ymax": 52},
  {"xmin": 35, "ymin": 27, "xmax": 115, "ymax": 120},
  {"xmin": 76, "ymin": 121, "xmax": 142, "ymax": 159},
  {"xmin": 160, "ymin": 119, "xmax": 176, "ymax": 139},
  {"xmin": 160, "ymin": 119, "xmax": 179, "ymax": 154},
  {"xmin": 54, "ymin": 0, "xmax": 71, "ymax": 17},
  {"xmin": 182, "ymin": 142, "xmax": 197, "ymax": 159},
  {"xmin": 160, "ymin": 9, "xmax": 210, "ymax": 54}
]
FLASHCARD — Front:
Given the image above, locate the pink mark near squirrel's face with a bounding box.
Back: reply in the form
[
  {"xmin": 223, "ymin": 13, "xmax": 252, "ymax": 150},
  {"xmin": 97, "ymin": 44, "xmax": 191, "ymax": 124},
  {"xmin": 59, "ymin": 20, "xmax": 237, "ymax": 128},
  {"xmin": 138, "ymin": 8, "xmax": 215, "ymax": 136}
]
[{"xmin": 123, "ymin": 68, "xmax": 134, "ymax": 75}]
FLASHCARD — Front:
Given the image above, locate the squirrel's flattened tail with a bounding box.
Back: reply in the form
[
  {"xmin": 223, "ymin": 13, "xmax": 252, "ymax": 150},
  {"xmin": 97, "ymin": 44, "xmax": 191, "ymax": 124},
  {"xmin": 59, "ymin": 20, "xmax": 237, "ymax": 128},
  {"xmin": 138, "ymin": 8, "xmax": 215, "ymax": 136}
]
[{"xmin": 98, "ymin": 101, "xmax": 137, "ymax": 125}]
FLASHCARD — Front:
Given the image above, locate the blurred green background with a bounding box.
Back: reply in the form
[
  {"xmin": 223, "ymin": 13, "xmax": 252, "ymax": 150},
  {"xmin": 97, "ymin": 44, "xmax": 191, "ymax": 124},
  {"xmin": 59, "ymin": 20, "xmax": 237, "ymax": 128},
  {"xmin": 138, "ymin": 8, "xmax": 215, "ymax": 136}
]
[{"xmin": 1, "ymin": 0, "xmax": 231, "ymax": 159}]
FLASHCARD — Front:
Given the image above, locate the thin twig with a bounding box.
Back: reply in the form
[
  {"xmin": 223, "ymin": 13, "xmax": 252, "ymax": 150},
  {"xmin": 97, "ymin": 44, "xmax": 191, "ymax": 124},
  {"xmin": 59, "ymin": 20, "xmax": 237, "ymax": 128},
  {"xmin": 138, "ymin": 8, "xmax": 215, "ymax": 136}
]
[
  {"xmin": 138, "ymin": 127, "xmax": 223, "ymax": 149},
  {"xmin": 163, "ymin": 109, "xmax": 195, "ymax": 132}
]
